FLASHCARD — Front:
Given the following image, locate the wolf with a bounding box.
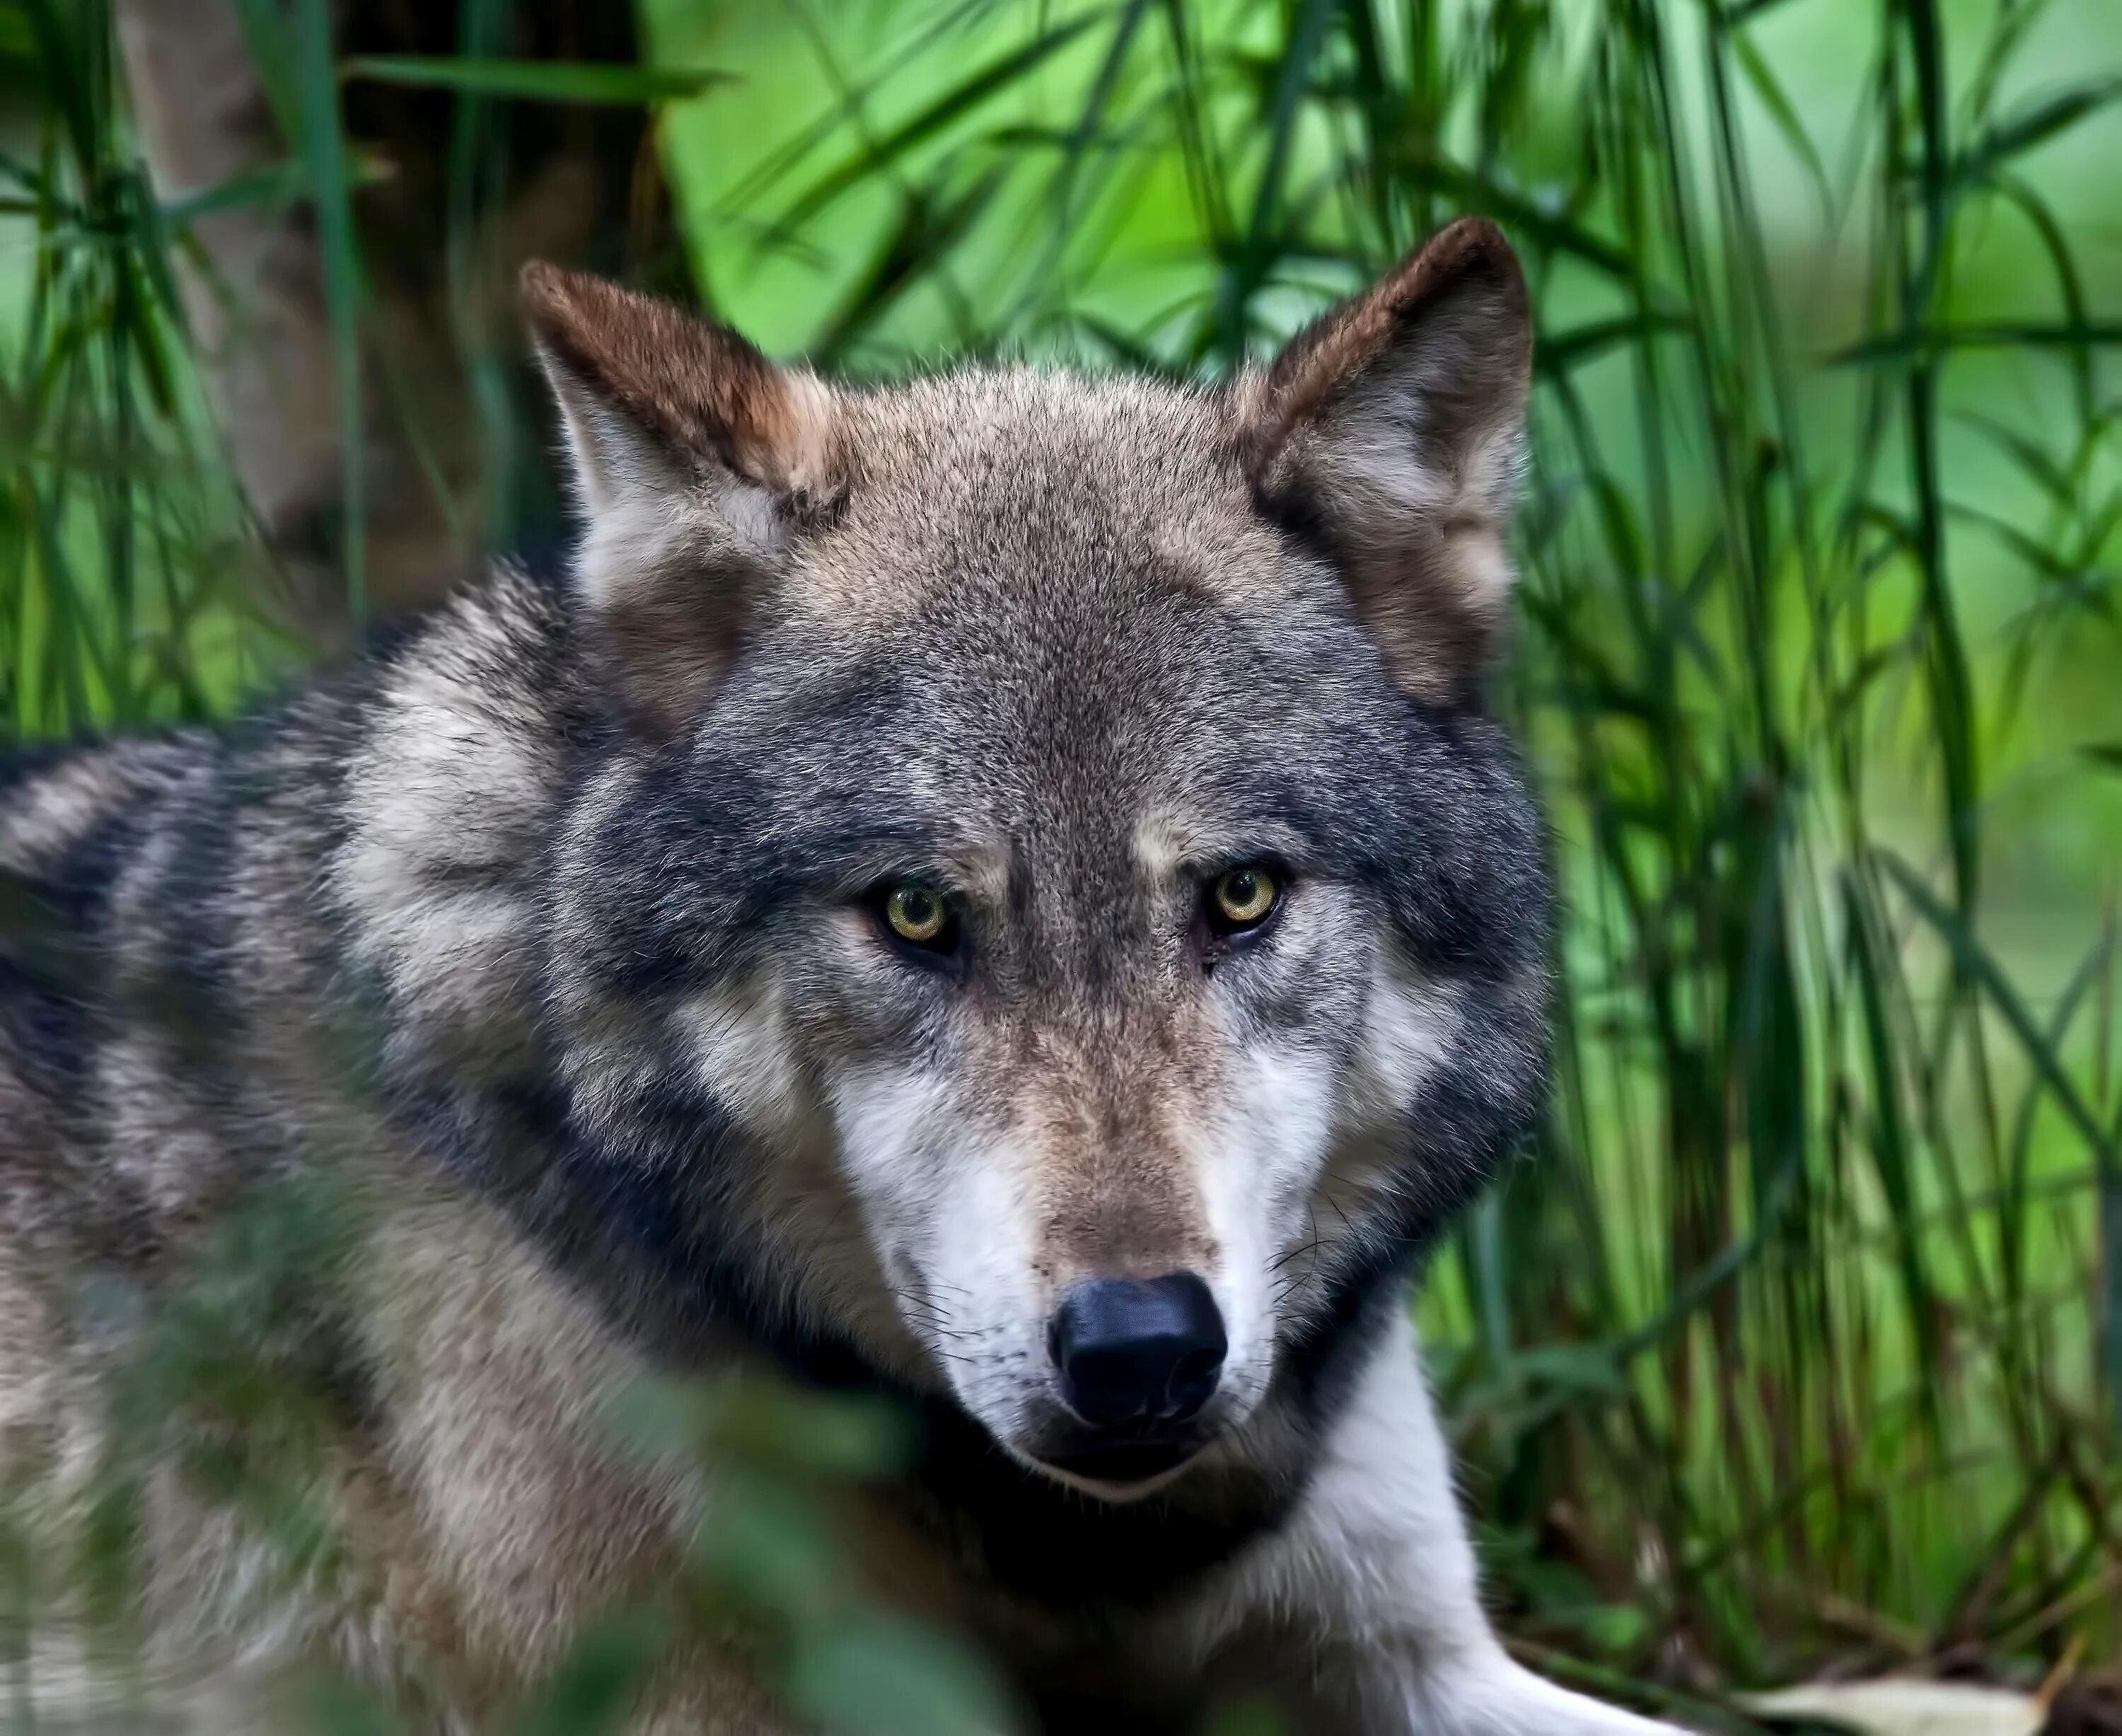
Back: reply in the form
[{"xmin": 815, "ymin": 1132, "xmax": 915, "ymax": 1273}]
[{"xmin": 0, "ymin": 217, "xmax": 1681, "ymax": 1733}]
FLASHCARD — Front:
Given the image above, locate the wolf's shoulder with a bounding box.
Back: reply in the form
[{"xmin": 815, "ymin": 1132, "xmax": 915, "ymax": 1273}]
[{"xmin": 0, "ymin": 560, "xmax": 566, "ymax": 1096}]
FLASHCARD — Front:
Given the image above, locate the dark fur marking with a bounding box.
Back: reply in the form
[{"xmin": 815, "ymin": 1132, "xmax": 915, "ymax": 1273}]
[
  {"xmin": 144, "ymin": 769, "xmax": 245, "ymax": 1056},
  {"xmin": 0, "ymin": 949, "xmax": 93, "ymax": 1100},
  {"xmin": 33, "ymin": 803, "xmax": 154, "ymax": 938}
]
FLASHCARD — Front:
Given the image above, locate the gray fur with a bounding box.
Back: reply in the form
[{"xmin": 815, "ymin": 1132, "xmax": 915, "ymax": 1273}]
[{"xmin": 0, "ymin": 221, "xmax": 1679, "ymax": 1733}]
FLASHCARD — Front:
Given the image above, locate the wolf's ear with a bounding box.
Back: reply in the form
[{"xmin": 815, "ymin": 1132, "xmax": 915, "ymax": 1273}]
[
  {"xmin": 521, "ymin": 262, "xmax": 839, "ymax": 727},
  {"xmin": 1241, "ymin": 218, "xmax": 1531, "ymax": 706}
]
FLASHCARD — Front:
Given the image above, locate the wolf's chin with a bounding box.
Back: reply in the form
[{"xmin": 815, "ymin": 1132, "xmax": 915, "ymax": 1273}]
[{"xmin": 1016, "ymin": 1442, "xmax": 1203, "ymax": 1503}]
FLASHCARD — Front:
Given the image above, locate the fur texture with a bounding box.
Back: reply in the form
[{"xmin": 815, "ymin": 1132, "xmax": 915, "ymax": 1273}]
[{"xmin": 0, "ymin": 219, "xmax": 1679, "ymax": 1732}]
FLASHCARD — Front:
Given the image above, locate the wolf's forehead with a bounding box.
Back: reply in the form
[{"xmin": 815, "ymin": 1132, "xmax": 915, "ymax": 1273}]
[
  {"xmin": 743, "ymin": 591, "xmax": 1355, "ymax": 882},
  {"xmin": 738, "ymin": 367, "xmax": 1373, "ymax": 852},
  {"xmin": 794, "ymin": 368, "xmax": 1292, "ymax": 625}
]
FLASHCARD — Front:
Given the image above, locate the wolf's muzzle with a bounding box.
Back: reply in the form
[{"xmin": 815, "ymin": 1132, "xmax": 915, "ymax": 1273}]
[{"xmin": 1048, "ymin": 1272, "xmax": 1227, "ymax": 1430}]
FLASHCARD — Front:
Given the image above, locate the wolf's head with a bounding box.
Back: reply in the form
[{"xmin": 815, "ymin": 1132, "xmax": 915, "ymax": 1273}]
[{"xmin": 515, "ymin": 222, "xmax": 1548, "ymax": 1496}]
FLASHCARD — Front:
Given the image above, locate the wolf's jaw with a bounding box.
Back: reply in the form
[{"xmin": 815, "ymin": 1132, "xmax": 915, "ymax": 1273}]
[{"xmin": 1002, "ymin": 1437, "xmax": 1203, "ymax": 1504}]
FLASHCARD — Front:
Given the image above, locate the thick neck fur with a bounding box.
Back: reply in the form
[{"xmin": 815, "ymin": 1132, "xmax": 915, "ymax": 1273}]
[{"xmin": 0, "ymin": 546, "xmax": 1541, "ymax": 1616}]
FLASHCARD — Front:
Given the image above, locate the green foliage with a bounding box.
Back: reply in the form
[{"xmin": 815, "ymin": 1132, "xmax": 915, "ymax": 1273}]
[
  {"xmin": 340, "ymin": 57, "xmax": 729, "ymax": 105},
  {"xmin": 3, "ymin": 0, "xmax": 2121, "ymax": 1727},
  {"xmin": 0, "ymin": 0, "xmax": 272, "ymax": 733}
]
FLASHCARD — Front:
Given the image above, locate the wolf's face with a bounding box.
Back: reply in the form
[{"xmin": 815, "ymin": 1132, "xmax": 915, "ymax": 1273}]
[{"xmin": 522, "ymin": 223, "xmax": 1548, "ymax": 1495}]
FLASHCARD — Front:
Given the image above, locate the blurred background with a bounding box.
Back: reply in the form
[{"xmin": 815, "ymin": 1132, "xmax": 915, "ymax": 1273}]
[{"xmin": 3, "ymin": 0, "xmax": 2120, "ymax": 1729}]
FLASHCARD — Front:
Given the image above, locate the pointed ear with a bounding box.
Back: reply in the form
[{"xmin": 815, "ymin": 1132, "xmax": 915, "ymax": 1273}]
[
  {"xmin": 1241, "ymin": 219, "xmax": 1531, "ymax": 706},
  {"xmin": 520, "ymin": 262, "xmax": 840, "ymax": 729}
]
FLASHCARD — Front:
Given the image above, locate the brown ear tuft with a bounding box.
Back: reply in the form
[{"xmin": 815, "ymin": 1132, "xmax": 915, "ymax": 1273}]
[
  {"xmin": 1243, "ymin": 218, "xmax": 1528, "ymax": 478},
  {"xmin": 1242, "ymin": 219, "xmax": 1533, "ymax": 706},
  {"xmin": 518, "ymin": 261, "xmax": 827, "ymax": 494},
  {"xmin": 519, "ymin": 264, "xmax": 840, "ymax": 733}
]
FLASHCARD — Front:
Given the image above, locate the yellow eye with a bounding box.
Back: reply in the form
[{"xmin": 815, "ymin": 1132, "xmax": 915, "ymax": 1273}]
[
  {"xmin": 883, "ymin": 883, "xmax": 951, "ymax": 946},
  {"xmin": 1210, "ymin": 865, "xmax": 1280, "ymax": 931}
]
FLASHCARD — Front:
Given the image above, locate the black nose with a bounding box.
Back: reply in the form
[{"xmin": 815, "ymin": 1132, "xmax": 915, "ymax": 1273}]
[{"xmin": 1048, "ymin": 1273, "xmax": 1227, "ymax": 1429}]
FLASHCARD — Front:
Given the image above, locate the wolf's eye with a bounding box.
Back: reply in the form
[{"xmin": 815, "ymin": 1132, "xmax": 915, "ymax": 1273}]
[
  {"xmin": 1208, "ymin": 865, "xmax": 1280, "ymax": 934},
  {"xmin": 882, "ymin": 883, "xmax": 953, "ymax": 949}
]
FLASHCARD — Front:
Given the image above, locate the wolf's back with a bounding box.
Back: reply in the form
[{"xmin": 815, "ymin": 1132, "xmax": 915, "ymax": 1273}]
[
  {"xmin": 0, "ymin": 572, "xmax": 572, "ymax": 1250},
  {"xmin": 0, "ymin": 578, "xmax": 605, "ymax": 1725}
]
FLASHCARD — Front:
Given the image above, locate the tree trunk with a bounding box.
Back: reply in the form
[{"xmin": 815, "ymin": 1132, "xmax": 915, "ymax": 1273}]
[{"xmin": 113, "ymin": 0, "xmax": 678, "ymax": 638}]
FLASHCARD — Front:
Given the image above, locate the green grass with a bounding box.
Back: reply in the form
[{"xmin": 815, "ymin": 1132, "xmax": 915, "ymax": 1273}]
[
  {"xmin": 2, "ymin": 0, "xmax": 2120, "ymax": 1726},
  {"xmin": 0, "ymin": 1, "xmax": 272, "ymax": 733}
]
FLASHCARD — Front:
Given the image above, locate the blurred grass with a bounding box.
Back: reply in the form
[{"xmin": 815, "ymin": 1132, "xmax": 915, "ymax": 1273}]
[
  {"xmin": 0, "ymin": 0, "xmax": 275, "ymax": 733},
  {"xmin": 1, "ymin": 0, "xmax": 2119, "ymax": 1728}
]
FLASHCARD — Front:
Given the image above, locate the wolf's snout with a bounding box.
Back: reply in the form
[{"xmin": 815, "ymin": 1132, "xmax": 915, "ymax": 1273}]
[{"xmin": 1048, "ymin": 1273, "xmax": 1227, "ymax": 1428}]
